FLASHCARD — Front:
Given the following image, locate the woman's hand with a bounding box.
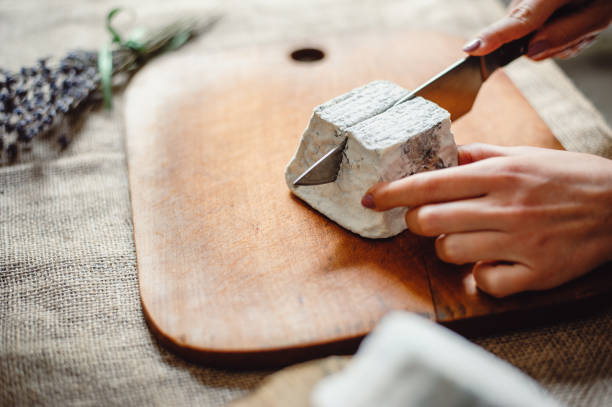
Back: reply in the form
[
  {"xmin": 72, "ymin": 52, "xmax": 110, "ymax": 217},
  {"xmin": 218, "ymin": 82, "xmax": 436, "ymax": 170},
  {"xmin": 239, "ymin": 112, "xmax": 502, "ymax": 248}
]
[
  {"xmin": 361, "ymin": 144, "xmax": 612, "ymax": 297},
  {"xmin": 462, "ymin": 0, "xmax": 612, "ymax": 60}
]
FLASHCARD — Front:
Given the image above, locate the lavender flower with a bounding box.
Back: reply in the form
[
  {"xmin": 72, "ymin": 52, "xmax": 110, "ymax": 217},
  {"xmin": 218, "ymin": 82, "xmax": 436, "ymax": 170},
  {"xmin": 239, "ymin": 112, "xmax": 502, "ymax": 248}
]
[
  {"xmin": 0, "ymin": 10, "xmax": 211, "ymax": 164},
  {"xmin": 0, "ymin": 51, "xmax": 100, "ymax": 162}
]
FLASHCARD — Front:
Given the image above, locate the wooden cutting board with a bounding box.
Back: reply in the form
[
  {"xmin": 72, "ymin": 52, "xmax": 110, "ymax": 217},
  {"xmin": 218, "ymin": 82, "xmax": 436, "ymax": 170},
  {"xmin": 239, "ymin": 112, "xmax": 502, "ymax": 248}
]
[{"xmin": 125, "ymin": 29, "xmax": 612, "ymax": 368}]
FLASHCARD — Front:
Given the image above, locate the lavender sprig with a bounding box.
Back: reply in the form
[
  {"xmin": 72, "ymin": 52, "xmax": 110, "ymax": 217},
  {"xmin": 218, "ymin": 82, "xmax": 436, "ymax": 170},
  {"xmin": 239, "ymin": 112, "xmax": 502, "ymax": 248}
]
[
  {"xmin": 0, "ymin": 52, "xmax": 98, "ymax": 162},
  {"xmin": 0, "ymin": 10, "xmax": 214, "ymax": 164}
]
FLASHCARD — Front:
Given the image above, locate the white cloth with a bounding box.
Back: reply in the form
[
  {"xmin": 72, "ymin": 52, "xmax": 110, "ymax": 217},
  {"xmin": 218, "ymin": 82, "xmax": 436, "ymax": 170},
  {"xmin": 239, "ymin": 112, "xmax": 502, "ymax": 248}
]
[{"xmin": 312, "ymin": 312, "xmax": 561, "ymax": 407}]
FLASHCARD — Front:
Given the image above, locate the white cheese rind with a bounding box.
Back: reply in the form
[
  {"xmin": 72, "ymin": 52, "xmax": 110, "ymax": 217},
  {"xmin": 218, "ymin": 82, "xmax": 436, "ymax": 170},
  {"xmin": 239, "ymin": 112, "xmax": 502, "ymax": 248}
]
[{"xmin": 285, "ymin": 81, "xmax": 457, "ymax": 238}]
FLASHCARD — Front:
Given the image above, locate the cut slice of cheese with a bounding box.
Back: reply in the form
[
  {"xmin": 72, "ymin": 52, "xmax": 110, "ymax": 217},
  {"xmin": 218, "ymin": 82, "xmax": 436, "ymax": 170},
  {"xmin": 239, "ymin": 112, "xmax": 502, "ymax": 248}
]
[{"xmin": 285, "ymin": 80, "xmax": 457, "ymax": 238}]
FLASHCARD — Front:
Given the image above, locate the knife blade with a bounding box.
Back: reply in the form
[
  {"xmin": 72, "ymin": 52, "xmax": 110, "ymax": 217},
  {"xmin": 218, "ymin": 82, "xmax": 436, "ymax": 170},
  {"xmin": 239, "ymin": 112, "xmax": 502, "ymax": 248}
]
[{"xmin": 292, "ymin": 34, "xmax": 532, "ymax": 187}]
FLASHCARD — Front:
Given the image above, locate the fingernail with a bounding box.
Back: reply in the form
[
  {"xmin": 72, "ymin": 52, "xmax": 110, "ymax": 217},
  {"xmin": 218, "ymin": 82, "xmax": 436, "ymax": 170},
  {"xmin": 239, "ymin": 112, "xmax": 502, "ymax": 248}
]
[
  {"xmin": 463, "ymin": 38, "xmax": 482, "ymax": 52},
  {"xmin": 361, "ymin": 194, "xmax": 375, "ymax": 209},
  {"xmin": 527, "ymin": 40, "xmax": 550, "ymax": 58}
]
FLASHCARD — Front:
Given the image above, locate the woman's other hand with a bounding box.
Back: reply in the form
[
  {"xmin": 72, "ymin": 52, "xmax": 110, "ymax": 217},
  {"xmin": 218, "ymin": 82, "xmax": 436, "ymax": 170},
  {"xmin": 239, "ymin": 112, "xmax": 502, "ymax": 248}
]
[{"xmin": 362, "ymin": 144, "xmax": 612, "ymax": 298}]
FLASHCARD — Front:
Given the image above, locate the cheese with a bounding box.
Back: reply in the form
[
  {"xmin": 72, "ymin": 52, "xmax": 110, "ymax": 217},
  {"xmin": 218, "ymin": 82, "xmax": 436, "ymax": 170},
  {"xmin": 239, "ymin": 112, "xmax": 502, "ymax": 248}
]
[{"xmin": 284, "ymin": 80, "xmax": 457, "ymax": 238}]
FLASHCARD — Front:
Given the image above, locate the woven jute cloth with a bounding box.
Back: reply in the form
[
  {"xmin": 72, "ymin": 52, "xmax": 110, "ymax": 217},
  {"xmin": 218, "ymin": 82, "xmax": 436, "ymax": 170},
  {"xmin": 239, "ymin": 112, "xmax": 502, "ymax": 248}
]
[{"xmin": 1, "ymin": 0, "xmax": 611, "ymax": 406}]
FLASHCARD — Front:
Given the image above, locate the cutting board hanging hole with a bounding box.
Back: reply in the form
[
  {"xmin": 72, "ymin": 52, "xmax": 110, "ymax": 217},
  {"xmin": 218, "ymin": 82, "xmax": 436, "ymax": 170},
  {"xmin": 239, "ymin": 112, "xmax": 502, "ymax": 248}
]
[{"xmin": 290, "ymin": 48, "xmax": 325, "ymax": 62}]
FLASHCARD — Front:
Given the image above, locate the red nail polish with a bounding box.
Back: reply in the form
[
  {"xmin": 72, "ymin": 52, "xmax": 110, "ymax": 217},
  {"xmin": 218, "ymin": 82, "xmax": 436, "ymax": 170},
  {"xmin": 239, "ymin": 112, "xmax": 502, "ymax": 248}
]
[
  {"xmin": 463, "ymin": 38, "xmax": 481, "ymax": 52},
  {"xmin": 361, "ymin": 194, "xmax": 375, "ymax": 209}
]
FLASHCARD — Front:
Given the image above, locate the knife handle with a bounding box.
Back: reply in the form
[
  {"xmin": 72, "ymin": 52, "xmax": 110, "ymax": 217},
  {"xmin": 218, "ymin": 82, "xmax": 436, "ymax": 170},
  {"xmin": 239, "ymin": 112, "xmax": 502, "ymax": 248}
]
[{"xmin": 482, "ymin": 33, "xmax": 534, "ymax": 78}]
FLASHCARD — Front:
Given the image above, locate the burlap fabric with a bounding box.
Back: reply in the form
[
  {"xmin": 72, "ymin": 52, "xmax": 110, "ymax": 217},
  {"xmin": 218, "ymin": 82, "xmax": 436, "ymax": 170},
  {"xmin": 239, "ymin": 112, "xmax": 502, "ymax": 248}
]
[{"xmin": 1, "ymin": 0, "xmax": 610, "ymax": 406}]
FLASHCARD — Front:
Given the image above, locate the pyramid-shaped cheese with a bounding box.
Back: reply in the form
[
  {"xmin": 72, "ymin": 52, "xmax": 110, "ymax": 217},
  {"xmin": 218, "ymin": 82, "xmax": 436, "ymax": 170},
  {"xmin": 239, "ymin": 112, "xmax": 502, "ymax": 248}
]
[{"xmin": 285, "ymin": 80, "xmax": 457, "ymax": 238}]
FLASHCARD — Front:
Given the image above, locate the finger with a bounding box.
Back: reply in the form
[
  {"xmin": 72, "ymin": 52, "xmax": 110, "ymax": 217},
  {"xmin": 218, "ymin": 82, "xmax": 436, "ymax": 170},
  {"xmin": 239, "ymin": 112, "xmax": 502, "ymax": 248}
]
[
  {"xmin": 553, "ymin": 35, "xmax": 597, "ymax": 59},
  {"xmin": 531, "ymin": 31, "xmax": 600, "ymax": 60},
  {"xmin": 463, "ymin": 0, "xmax": 569, "ymax": 55},
  {"xmin": 405, "ymin": 199, "xmax": 506, "ymax": 237},
  {"xmin": 363, "ymin": 145, "xmax": 559, "ymax": 211},
  {"xmin": 472, "ymin": 261, "xmax": 536, "ymax": 298},
  {"xmin": 435, "ymin": 231, "xmax": 518, "ymax": 265},
  {"xmin": 528, "ymin": 0, "xmax": 612, "ymax": 60},
  {"xmin": 364, "ymin": 166, "xmax": 493, "ymax": 211}
]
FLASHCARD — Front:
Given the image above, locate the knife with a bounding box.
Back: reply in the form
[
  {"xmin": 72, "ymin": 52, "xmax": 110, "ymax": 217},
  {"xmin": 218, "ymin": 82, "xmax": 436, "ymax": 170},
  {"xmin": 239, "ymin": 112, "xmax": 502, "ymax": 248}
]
[{"xmin": 292, "ymin": 34, "xmax": 532, "ymax": 187}]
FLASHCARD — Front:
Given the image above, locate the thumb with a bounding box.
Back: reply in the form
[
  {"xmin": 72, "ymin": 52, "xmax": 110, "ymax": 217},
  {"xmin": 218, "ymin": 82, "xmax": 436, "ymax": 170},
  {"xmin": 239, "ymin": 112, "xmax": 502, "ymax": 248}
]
[
  {"xmin": 457, "ymin": 143, "xmax": 548, "ymax": 165},
  {"xmin": 472, "ymin": 261, "xmax": 535, "ymax": 298},
  {"xmin": 527, "ymin": 0, "xmax": 612, "ymax": 60},
  {"xmin": 457, "ymin": 143, "xmax": 510, "ymax": 165}
]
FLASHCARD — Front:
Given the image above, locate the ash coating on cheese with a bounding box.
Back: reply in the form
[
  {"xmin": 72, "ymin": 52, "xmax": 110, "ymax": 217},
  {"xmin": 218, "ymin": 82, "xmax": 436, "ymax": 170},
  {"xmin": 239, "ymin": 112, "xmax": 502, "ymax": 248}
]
[{"xmin": 285, "ymin": 80, "xmax": 457, "ymax": 238}]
